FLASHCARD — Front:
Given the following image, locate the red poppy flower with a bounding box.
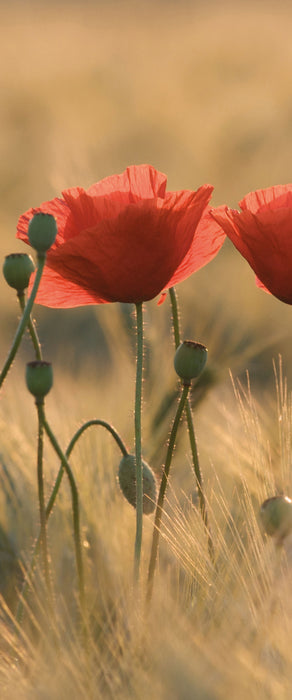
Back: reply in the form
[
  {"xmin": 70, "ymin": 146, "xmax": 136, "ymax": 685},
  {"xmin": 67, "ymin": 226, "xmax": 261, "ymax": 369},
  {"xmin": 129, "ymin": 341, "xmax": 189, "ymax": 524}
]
[
  {"xmin": 210, "ymin": 185, "xmax": 292, "ymax": 304},
  {"xmin": 16, "ymin": 165, "xmax": 225, "ymax": 307}
]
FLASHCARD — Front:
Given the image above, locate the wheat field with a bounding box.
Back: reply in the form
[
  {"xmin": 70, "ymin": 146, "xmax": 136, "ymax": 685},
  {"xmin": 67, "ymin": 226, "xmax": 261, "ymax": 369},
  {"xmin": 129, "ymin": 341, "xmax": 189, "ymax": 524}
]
[{"xmin": 0, "ymin": 1, "xmax": 292, "ymax": 698}]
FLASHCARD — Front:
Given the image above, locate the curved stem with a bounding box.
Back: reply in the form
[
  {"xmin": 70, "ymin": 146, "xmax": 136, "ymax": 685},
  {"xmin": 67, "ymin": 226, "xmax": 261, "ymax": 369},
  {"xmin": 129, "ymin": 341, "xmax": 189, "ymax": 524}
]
[
  {"xmin": 169, "ymin": 286, "xmax": 214, "ymax": 561},
  {"xmin": 134, "ymin": 302, "xmax": 144, "ymax": 584},
  {"xmin": 44, "ymin": 420, "xmax": 128, "ymax": 526},
  {"xmin": 36, "ymin": 399, "xmax": 53, "ymax": 607},
  {"xmin": 18, "ymin": 292, "xmax": 42, "ymax": 361},
  {"xmin": 0, "ymin": 254, "xmax": 45, "ymax": 387},
  {"xmin": 16, "ymin": 419, "xmax": 127, "ymax": 624},
  {"xmin": 66, "ymin": 419, "xmax": 128, "ymax": 461},
  {"xmin": 146, "ymin": 383, "xmax": 190, "ymax": 605}
]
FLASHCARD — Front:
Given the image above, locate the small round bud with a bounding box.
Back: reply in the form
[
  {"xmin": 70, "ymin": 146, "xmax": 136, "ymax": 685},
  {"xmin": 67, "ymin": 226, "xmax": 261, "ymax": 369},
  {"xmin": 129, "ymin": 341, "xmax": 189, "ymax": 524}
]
[
  {"xmin": 28, "ymin": 213, "xmax": 57, "ymax": 253},
  {"xmin": 26, "ymin": 361, "xmax": 53, "ymax": 399},
  {"xmin": 3, "ymin": 253, "xmax": 35, "ymax": 292},
  {"xmin": 118, "ymin": 454, "xmax": 157, "ymax": 514},
  {"xmin": 260, "ymin": 496, "xmax": 292, "ymax": 542},
  {"xmin": 174, "ymin": 340, "xmax": 208, "ymax": 383}
]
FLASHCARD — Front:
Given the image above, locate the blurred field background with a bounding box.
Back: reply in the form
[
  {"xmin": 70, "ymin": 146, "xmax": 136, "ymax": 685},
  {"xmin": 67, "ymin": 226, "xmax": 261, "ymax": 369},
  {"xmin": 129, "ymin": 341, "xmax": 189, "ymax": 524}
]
[{"xmin": 0, "ymin": 0, "xmax": 292, "ymax": 698}]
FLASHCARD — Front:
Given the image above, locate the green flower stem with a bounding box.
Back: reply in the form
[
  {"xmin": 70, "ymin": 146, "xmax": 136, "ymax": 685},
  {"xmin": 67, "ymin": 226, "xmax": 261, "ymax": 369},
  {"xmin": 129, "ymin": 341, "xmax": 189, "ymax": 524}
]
[
  {"xmin": 39, "ymin": 403, "xmax": 85, "ymax": 617},
  {"xmin": 16, "ymin": 419, "xmax": 127, "ymax": 625},
  {"xmin": 65, "ymin": 419, "xmax": 128, "ymax": 461},
  {"xmin": 169, "ymin": 286, "xmax": 214, "ymax": 561},
  {"xmin": 134, "ymin": 301, "xmax": 144, "ymax": 584},
  {"xmin": 146, "ymin": 383, "xmax": 190, "ymax": 605},
  {"xmin": 0, "ymin": 254, "xmax": 45, "ymax": 387},
  {"xmin": 36, "ymin": 399, "xmax": 53, "ymax": 607},
  {"xmin": 169, "ymin": 287, "xmax": 180, "ymax": 349},
  {"xmin": 18, "ymin": 291, "xmax": 42, "ymax": 361}
]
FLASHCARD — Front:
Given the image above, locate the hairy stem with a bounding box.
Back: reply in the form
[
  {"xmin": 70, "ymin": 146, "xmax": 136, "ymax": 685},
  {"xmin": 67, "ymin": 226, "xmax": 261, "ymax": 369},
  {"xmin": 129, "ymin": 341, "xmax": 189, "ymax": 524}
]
[
  {"xmin": 169, "ymin": 286, "xmax": 214, "ymax": 561},
  {"xmin": 185, "ymin": 401, "xmax": 214, "ymax": 560},
  {"xmin": 0, "ymin": 254, "xmax": 45, "ymax": 388},
  {"xmin": 18, "ymin": 291, "xmax": 42, "ymax": 361},
  {"xmin": 39, "ymin": 404, "xmax": 85, "ymax": 617},
  {"xmin": 36, "ymin": 399, "xmax": 54, "ymax": 608},
  {"xmin": 134, "ymin": 302, "xmax": 144, "ymax": 584},
  {"xmin": 16, "ymin": 419, "xmax": 127, "ymax": 624},
  {"xmin": 146, "ymin": 383, "xmax": 190, "ymax": 605}
]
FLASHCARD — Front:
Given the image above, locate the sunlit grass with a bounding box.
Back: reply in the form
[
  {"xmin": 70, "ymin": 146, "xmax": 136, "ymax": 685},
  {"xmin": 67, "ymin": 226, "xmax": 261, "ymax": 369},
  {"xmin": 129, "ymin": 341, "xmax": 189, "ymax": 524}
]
[{"xmin": 0, "ymin": 323, "xmax": 291, "ymax": 697}]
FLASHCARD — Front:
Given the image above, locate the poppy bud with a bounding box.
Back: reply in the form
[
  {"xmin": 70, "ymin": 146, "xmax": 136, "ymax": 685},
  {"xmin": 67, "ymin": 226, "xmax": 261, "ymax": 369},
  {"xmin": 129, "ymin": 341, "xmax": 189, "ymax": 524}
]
[
  {"xmin": 26, "ymin": 361, "xmax": 53, "ymax": 399},
  {"xmin": 118, "ymin": 454, "xmax": 157, "ymax": 514},
  {"xmin": 28, "ymin": 213, "xmax": 57, "ymax": 253},
  {"xmin": 3, "ymin": 253, "xmax": 35, "ymax": 292},
  {"xmin": 260, "ymin": 495, "xmax": 292, "ymax": 541},
  {"xmin": 174, "ymin": 340, "xmax": 208, "ymax": 383}
]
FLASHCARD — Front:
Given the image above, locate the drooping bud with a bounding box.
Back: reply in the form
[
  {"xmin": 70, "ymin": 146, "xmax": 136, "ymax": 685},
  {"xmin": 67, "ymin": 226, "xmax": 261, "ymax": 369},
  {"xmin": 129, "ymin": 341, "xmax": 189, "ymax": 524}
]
[
  {"xmin": 28, "ymin": 213, "xmax": 57, "ymax": 253},
  {"xmin": 3, "ymin": 253, "xmax": 35, "ymax": 292},
  {"xmin": 26, "ymin": 361, "xmax": 53, "ymax": 399},
  {"xmin": 174, "ymin": 340, "xmax": 208, "ymax": 384},
  {"xmin": 118, "ymin": 454, "xmax": 157, "ymax": 514},
  {"xmin": 260, "ymin": 495, "xmax": 292, "ymax": 542}
]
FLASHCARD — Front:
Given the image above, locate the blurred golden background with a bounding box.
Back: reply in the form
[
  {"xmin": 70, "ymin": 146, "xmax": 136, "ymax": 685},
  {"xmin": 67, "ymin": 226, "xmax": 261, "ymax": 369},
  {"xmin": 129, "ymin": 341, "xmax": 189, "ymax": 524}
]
[
  {"xmin": 0, "ymin": 4, "xmax": 292, "ymax": 696},
  {"xmin": 1, "ymin": 0, "xmax": 292, "ymax": 381}
]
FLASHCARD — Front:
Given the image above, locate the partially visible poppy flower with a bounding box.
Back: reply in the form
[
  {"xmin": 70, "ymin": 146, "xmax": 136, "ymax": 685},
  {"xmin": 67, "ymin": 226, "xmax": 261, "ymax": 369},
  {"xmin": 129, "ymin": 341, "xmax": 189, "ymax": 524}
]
[
  {"xmin": 17, "ymin": 165, "xmax": 225, "ymax": 308},
  {"xmin": 210, "ymin": 185, "xmax": 292, "ymax": 305}
]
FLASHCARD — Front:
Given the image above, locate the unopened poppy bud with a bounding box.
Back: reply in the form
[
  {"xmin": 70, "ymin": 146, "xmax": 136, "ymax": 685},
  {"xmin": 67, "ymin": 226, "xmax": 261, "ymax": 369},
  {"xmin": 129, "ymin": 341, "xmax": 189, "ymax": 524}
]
[
  {"xmin": 28, "ymin": 213, "xmax": 57, "ymax": 253},
  {"xmin": 174, "ymin": 340, "xmax": 208, "ymax": 383},
  {"xmin": 118, "ymin": 454, "xmax": 157, "ymax": 514},
  {"xmin": 260, "ymin": 495, "xmax": 292, "ymax": 541},
  {"xmin": 26, "ymin": 361, "xmax": 53, "ymax": 399},
  {"xmin": 3, "ymin": 253, "xmax": 35, "ymax": 292}
]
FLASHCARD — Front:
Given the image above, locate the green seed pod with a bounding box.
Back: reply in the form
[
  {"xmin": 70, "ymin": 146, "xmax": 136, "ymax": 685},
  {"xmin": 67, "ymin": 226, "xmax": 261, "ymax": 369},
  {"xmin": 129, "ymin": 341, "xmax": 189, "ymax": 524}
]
[
  {"xmin": 260, "ymin": 495, "xmax": 292, "ymax": 541},
  {"xmin": 118, "ymin": 454, "xmax": 157, "ymax": 514},
  {"xmin": 28, "ymin": 213, "xmax": 57, "ymax": 253},
  {"xmin": 26, "ymin": 361, "xmax": 53, "ymax": 399},
  {"xmin": 174, "ymin": 340, "xmax": 208, "ymax": 383},
  {"xmin": 3, "ymin": 253, "xmax": 35, "ymax": 292}
]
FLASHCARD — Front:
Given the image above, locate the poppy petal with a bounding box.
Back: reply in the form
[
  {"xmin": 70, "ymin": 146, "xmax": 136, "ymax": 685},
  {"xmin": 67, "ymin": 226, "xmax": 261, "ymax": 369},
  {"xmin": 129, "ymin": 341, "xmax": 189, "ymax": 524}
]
[
  {"xmin": 17, "ymin": 197, "xmax": 71, "ymax": 249},
  {"xmin": 240, "ymin": 184, "xmax": 292, "ymax": 213},
  {"xmin": 86, "ymin": 164, "xmax": 168, "ymax": 200},
  {"xmin": 29, "ymin": 266, "xmax": 108, "ymax": 308},
  {"xmin": 166, "ymin": 206, "xmax": 226, "ymax": 290},
  {"xmin": 211, "ymin": 186, "xmax": 292, "ymax": 305},
  {"xmin": 17, "ymin": 167, "xmax": 224, "ymax": 307}
]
